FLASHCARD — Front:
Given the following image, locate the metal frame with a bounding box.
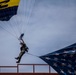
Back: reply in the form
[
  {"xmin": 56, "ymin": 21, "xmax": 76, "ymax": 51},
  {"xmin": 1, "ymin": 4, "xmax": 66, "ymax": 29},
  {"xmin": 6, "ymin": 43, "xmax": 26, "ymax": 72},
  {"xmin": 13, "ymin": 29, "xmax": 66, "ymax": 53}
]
[{"xmin": 0, "ymin": 64, "xmax": 51, "ymax": 73}]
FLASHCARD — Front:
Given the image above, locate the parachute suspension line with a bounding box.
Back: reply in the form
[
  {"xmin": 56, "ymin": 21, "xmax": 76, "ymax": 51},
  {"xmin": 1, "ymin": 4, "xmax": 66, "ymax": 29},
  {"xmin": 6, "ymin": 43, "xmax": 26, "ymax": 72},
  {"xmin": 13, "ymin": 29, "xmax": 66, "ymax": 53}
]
[
  {"xmin": 26, "ymin": 0, "xmax": 36, "ymax": 25},
  {"xmin": 21, "ymin": 0, "xmax": 36, "ymax": 33},
  {"xmin": 26, "ymin": 52, "xmax": 39, "ymax": 58},
  {"xmin": 17, "ymin": 1, "xmax": 26, "ymax": 35},
  {"xmin": 8, "ymin": 20, "xmax": 19, "ymax": 39},
  {"xmin": 0, "ymin": 20, "xmax": 19, "ymax": 39},
  {"xmin": 3, "ymin": 21, "xmax": 15, "ymax": 36},
  {"xmin": 17, "ymin": 15, "xmax": 24, "ymax": 35},
  {"xmin": 19, "ymin": 17, "xmax": 23, "ymax": 34},
  {"xmin": 12, "ymin": 17, "xmax": 22, "ymax": 38},
  {"xmin": 16, "ymin": 17, "xmax": 22, "ymax": 35},
  {"xmin": 0, "ymin": 22, "xmax": 14, "ymax": 36},
  {"xmin": 20, "ymin": 0, "xmax": 28, "ymax": 34},
  {"xmin": 0, "ymin": 24, "xmax": 18, "ymax": 39}
]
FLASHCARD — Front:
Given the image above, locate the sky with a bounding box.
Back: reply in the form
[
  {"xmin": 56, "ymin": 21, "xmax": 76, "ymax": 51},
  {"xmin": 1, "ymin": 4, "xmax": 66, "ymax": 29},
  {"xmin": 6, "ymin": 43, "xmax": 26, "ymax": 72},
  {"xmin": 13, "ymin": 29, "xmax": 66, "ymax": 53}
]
[{"xmin": 0, "ymin": 0, "xmax": 76, "ymax": 73}]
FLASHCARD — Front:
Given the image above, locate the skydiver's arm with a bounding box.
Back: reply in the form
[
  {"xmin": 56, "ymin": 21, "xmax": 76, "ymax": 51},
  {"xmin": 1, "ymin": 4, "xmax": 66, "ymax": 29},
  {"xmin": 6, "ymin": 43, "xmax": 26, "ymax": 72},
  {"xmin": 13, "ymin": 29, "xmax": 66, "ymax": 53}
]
[
  {"xmin": 18, "ymin": 33, "xmax": 24, "ymax": 43},
  {"xmin": 19, "ymin": 33, "xmax": 24, "ymax": 40},
  {"xmin": 19, "ymin": 38, "xmax": 24, "ymax": 44},
  {"xmin": 21, "ymin": 39, "xmax": 24, "ymax": 43}
]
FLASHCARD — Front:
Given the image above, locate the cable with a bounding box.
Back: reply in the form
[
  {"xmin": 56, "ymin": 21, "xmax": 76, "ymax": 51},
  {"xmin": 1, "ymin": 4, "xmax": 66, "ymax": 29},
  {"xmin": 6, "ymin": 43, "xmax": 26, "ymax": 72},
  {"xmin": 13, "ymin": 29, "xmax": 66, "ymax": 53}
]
[{"xmin": 26, "ymin": 52, "xmax": 39, "ymax": 58}]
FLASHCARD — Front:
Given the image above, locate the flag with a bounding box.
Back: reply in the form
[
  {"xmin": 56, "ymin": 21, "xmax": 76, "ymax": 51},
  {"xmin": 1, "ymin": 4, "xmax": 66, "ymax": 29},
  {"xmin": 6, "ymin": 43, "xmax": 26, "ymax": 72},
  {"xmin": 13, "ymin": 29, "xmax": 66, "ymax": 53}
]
[{"xmin": 40, "ymin": 43, "xmax": 76, "ymax": 75}]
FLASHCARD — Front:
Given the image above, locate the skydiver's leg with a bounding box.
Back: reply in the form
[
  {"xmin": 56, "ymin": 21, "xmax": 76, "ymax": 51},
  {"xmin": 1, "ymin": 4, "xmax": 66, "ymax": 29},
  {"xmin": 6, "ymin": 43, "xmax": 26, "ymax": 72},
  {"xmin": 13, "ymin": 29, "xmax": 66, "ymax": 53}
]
[
  {"xmin": 15, "ymin": 49, "xmax": 26, "ymax": 60},
  {"xmin": 16, "ymin": 52, "xmax": 25, "ymax": 63},
  {"xmin": 15, "ymin": 51, "xmax": 22, "ymax": 60}
]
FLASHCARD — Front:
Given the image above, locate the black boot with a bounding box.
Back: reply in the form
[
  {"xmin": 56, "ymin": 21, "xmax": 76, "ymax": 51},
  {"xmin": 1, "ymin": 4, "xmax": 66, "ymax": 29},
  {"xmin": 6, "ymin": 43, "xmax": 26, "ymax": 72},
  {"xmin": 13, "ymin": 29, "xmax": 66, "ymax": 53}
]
[
  {"xmin": 16, "ymin": 60, "xmax": 20, "ymax": 63},
  {"xmin": 15, "ymin": 57, "xmax": 19, "ymax": 60},
  {"xmin": 16, "ymin": 57, "xmax": 21, "ymax": 63}
]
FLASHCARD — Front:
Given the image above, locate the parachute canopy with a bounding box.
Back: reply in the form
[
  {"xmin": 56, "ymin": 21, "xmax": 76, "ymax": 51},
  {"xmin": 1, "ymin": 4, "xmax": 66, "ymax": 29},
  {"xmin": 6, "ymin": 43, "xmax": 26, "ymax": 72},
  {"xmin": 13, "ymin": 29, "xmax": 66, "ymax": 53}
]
[
  {"xmin": 40, "ymin": 43, "xmax": 76, "ymax": 75},
  {"xmin": 0, "ymin": 0, "xmax": 36, "ymax": 39},
  {"xmin": 0, "ymin": 0, "xmax": 20, "ymax": 21}
]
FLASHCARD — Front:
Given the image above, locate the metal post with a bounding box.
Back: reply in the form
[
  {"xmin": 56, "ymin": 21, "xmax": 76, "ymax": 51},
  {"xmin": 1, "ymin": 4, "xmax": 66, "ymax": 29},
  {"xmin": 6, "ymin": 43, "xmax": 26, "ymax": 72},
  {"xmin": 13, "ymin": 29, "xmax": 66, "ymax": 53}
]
[
  {"xmin": 0, "ymin": 67, "xmax": 1, "ymax": 72},
  {"xmin": 33, "ymin": 64, "xmax": 35, "ymax": 73},
  {"xmin": 17, "ymin": 64, "xmax": 19, "ymax": 73},
  {"xmin": 49, "ymin": 65, "xmax": 51, "ymax": 73}
]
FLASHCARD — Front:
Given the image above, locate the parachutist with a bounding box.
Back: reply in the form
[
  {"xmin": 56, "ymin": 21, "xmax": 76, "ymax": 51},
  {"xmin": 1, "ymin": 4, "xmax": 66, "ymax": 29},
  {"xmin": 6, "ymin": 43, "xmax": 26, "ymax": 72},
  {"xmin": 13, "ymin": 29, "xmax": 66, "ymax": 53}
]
[{"xmin": 15, "ymin": 34, "xmax": 29, "ymax": 63}]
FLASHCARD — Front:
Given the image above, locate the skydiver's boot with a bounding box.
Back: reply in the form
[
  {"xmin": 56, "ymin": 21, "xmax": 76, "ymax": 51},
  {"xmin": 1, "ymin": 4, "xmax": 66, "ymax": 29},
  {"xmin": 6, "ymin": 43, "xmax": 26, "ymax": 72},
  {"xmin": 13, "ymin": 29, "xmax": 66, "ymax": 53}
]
[
  {"xmin": 16, "ymin": 57, "xmax": 21, "ymax": 63},
  {"xmin": 15, "ymin": 57, "xmax": 19, "ymax": 60},
  {"xmin": 16, "ymin": 59, "xmax": 20, "ymax": 63},
  {"xmin": 15, "ymin": 52, "xmax": 22, "ymax": 60},
  {"xmin": 16, "ymin": 52, "xmax": 25, "ymax": 63},
  {"xmin": 16, "ymin": 51, "xmax": 25, "ymax": 63}
]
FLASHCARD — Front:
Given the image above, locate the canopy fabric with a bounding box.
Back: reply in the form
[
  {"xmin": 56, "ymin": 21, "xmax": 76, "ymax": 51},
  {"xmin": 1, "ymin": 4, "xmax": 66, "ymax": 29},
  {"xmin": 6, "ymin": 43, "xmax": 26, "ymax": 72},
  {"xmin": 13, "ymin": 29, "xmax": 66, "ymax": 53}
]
[{"xmin": 0, "ymin": 0, "xmax": 20, "ymax": 21}]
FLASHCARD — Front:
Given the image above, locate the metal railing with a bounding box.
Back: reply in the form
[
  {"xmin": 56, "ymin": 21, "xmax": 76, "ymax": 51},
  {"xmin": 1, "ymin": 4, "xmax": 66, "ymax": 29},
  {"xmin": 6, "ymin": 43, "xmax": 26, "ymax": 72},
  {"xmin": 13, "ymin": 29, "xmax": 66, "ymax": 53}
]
[
  {"xmin": 0, "ymin": 64, "xmax": 51, "ymax": 73},
  {"xmin": 0, "ymin": 66, "xmax": 17, "ymax": 73}
]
